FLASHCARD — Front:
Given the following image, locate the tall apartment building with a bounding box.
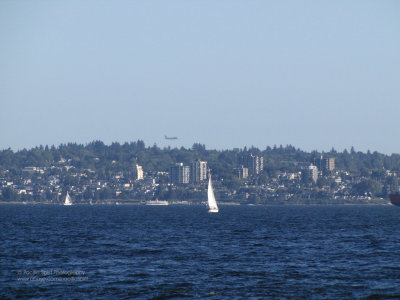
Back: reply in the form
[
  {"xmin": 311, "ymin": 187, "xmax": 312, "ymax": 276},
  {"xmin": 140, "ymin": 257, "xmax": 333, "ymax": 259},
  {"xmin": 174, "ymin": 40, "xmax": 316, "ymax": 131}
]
[
  {"xmin": 239, "ymin": 154, "xmax": 264, "ymax": 175},
  {"xmin": 304, "ymin": 164, "xmax": 318, "ymax": 183},
  {"xmin": 136, "ymin": 164, "xmax": 144, "ymax": 180},
  {"xmin": 170, "ymin": 163, "xmax": 190, "ymax": 184},
  {"xmin": 234, "ymin": 166, "xmax": 249, "ymax": 179},
  {"xmin": 324, "ymin": 157, "xmax": 335, "ymax": 172},
  {"xmin": 190, "ymin": 160, "xmax": 207, "ymax": 184},
  {"xmin": 319, "ymin": 157, "xmax": 335, "ymax": 174}
]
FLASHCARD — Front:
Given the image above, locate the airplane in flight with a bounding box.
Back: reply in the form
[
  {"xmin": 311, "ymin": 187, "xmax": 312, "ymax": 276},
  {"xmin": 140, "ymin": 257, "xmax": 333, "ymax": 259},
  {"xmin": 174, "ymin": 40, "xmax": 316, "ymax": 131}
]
[{"xmin": 164, "ymin": 135, "xmax": 178, "ymax": 140}]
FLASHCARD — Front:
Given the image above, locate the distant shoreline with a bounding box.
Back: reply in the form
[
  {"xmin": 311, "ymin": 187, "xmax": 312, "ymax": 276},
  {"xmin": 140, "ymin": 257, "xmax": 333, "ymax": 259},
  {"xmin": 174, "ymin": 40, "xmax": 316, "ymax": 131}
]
[{"xmin": 0, "ymin": 201, "xmax": 392, "ymax": 206}]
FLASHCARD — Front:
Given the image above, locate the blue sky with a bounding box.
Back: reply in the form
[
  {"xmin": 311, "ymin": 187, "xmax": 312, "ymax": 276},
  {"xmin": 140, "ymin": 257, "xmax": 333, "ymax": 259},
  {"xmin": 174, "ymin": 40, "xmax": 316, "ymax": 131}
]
[{"xmin": 1, "ymin": 1, "xmax": 399, "ymax": 154}]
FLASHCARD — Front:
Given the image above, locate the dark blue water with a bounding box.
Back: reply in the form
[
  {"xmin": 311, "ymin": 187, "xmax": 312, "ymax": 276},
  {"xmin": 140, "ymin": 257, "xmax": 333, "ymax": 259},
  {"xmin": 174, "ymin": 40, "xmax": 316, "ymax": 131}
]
[{"xmin": 1, "ymin": 205, "xmax": 400, "ymax": 299}]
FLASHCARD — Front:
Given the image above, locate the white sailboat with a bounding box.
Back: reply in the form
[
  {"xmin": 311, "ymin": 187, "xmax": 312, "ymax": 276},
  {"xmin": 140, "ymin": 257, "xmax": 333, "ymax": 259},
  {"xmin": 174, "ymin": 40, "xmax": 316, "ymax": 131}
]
[
  {"xmin": 64, "ymin": 192, "xmax": 72, "ymax": 206},
  {"xmin": 207, "ymin": 175, "xmax": 219, "ymax": 213}
]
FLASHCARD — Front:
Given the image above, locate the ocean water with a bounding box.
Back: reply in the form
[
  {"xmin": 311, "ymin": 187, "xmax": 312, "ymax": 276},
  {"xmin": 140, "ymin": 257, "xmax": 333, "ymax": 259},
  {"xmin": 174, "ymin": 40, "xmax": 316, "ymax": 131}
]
[{"xmin": 1, "ymin": 204, "xmax": 400, "ymax": 299}]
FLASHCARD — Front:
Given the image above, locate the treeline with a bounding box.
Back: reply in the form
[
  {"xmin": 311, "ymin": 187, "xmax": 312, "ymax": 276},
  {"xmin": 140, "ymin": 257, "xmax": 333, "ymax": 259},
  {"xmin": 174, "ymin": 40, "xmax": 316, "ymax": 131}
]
[
  {"xmin": 1, "ymin": 141, "xmax": 400, "ymax": 203},
  {"xmin": 1, "ymin": 141, "xmax": 400, "ymax": 177}
]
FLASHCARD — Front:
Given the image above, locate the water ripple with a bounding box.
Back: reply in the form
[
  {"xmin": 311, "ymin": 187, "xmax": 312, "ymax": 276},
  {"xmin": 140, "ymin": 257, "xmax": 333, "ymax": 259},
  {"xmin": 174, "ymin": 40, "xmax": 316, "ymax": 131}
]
[{"xmin": 2, "ymin": 205, "xmax": 400, "ymax": 298}]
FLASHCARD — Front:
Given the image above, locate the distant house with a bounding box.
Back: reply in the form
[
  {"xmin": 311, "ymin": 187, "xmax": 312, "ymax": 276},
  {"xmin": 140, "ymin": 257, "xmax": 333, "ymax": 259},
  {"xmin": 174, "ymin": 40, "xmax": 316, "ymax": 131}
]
[{"xmin": 22, "ymin": 167, "xmax": 39, "ymax": 174}]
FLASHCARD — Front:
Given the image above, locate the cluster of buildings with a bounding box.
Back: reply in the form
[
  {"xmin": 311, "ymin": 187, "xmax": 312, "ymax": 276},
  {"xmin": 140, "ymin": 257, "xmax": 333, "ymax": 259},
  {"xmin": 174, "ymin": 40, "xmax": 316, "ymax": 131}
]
[
  {"xmin": 304, "ymin": 157, "xmax": 336, "ymax": 183},
  {"xmin": 169, "ymin": 154, "xmax": 265, "ymax": 184},
  {"xmin": 170, "ymin": 160, "xmax": 208, "ymax": 184},
  {"xmin": 0, "ymin": 152, "xmax": 391, "ymax": 204},
  {"xmin": 234, "ymin": 154, "xmax": 264, "ymax": 179}
]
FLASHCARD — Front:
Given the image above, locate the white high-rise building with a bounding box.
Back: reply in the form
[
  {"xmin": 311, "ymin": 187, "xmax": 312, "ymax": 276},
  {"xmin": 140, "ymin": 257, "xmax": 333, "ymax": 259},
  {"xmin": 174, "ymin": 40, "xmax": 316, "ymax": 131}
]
[
  {"xmin": 190, "ymin": 160, "xmax": 207, "ymax": 183},
  {"xmin": 136, "ymin": 164, "xmax": 144, "ymax": 180},
  {"xmin": 305, "ymin": 165, "xmax": 318, "ymax": 183}
]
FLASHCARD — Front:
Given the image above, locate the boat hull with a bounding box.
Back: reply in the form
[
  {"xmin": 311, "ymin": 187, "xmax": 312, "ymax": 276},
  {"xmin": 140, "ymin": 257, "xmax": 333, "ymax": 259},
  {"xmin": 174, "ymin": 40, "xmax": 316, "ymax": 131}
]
[
  {"xmin": 146, "ymin": 200, "xmax": 169, "ymax": 205},
  {"xmin": 390, "ymin": 194, "xmax": 400, "ymax": 206}
]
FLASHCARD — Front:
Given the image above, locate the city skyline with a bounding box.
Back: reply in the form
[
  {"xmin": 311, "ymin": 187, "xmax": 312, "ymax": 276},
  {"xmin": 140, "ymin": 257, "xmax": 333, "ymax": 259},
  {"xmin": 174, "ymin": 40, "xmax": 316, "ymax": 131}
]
[
  {"xmin": 1, "ymin": 141, "xmax": 394, "ymax": 205},
  {"xmin": 1, "ymin": 1, "xmax": 399, "ymax": 154}
]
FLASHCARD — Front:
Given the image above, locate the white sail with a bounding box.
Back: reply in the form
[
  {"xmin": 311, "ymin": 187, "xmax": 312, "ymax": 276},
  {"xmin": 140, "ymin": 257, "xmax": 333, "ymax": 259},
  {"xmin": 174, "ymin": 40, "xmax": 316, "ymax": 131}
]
[
  {"xmin": 207, "ymin": 176, "xmax": 219, "ymax": 213},
  {"xmin": 64, "ymin": 192, "xmax": 72, "ymax": 206}
]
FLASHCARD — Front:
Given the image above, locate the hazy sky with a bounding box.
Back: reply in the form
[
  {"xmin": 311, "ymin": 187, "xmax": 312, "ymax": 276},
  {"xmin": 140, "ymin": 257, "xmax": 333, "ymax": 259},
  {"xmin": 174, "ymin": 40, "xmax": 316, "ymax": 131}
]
[{"xmin": 1, "ymin": 1, "xmax": 399, "ymax": 154}]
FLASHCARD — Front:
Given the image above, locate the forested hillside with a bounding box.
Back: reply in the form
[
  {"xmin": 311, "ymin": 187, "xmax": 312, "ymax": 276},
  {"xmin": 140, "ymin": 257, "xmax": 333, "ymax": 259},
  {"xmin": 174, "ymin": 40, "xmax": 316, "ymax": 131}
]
[{"xmin": 1, "ymin": 141, "xmax": 399, "ymax": 204}]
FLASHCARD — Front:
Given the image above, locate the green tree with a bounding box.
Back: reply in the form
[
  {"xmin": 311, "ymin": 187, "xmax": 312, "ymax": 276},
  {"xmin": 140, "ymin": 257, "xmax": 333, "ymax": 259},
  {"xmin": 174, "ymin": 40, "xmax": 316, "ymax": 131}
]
[
  {"xmin": 2, "ymin": 187, "xmax": 20, "ymax": 202},
  {"xmin": 353, "ymin": 179, "xmax": 383, "ymax": 197}
]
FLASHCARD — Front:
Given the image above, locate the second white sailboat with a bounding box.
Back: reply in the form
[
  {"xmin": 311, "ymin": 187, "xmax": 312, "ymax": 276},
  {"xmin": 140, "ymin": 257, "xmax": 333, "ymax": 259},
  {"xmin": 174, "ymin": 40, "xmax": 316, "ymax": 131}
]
[{"xmin": 64, "ymin": 192, "xmax": 72, "ymax": 206}]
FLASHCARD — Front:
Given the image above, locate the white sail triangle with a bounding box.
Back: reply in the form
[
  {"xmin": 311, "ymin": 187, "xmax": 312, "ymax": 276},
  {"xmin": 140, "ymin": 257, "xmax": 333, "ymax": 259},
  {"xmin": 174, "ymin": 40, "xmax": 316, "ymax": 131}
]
[
  {"xmin": 64, "ymin": 192, "xmax": 72, "ymax": 206},
  {"xmin": 207, "ymin": 176, "xmax": 219, "ymax": 213}
]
